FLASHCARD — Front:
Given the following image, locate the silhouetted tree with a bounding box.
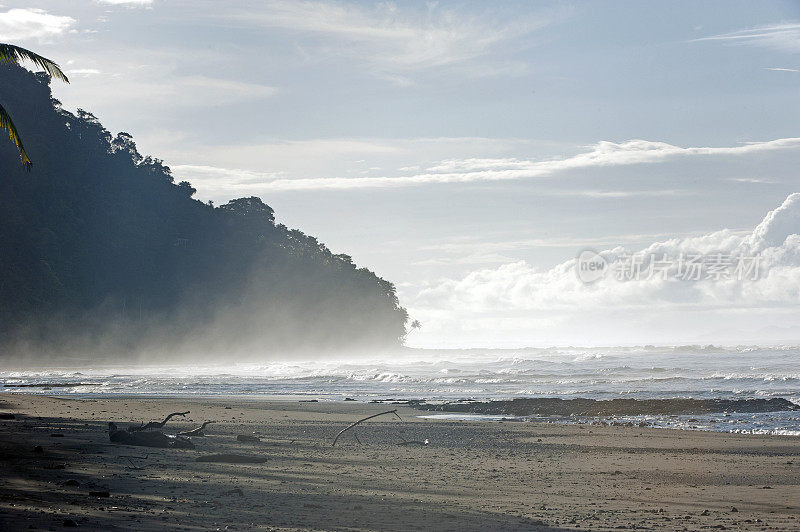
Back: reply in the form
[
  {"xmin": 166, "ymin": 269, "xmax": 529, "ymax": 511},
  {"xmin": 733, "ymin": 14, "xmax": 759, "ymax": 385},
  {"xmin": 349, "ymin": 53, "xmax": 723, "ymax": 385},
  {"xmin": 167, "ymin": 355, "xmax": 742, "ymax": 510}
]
[
  {"xmin": 177, "ymin": 181, "xmax": 196, "ymax": 197},
  {"xmin": 0, "ymin": 44, "xmax": 68, "ymax": 168}
]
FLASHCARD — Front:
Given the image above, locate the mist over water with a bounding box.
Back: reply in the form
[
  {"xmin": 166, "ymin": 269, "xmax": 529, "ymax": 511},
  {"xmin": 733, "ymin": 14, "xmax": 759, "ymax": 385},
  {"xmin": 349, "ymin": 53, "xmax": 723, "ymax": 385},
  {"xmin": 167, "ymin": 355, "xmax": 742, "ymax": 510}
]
[{"xmin": 4, "ymin": 345, "xmax": 799, "ymax": 403}]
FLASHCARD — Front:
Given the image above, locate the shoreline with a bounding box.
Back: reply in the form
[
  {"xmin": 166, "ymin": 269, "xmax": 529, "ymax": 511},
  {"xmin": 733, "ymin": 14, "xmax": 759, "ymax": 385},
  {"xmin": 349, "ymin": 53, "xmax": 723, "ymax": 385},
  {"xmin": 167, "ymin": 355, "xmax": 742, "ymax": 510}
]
[
  {"xmin": 4, "ymin": 392, "xmax": 799, "ymax": 437},
  {"xmin": 6, "ymin": 385, "xmax": 800, "ymax": 437},
  {"xmin": 2, "ymin": 393, "xmax": 799, "ymax": 530}
]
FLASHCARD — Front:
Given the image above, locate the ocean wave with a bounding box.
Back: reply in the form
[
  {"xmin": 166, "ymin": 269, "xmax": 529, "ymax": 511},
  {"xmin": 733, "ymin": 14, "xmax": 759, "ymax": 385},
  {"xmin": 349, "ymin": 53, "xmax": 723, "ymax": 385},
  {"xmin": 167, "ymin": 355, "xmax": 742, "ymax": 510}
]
[{"xmin": 3, "ymin": 345, "xmax": 799, "ymax": 400}]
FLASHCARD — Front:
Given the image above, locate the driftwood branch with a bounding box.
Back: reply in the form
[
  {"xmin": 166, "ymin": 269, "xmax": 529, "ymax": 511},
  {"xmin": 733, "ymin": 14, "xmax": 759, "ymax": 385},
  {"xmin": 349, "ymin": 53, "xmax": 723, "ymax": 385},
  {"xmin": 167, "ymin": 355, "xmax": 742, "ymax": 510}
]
[
  {"xmin": 393, "ymin": 432, "xmax": 430, "ymax": 446},
  {"xmin": 177, "ymin": 421, "xmax": 215, "ymax": 437},
  {"xmin": 331, "ymin": 409, "xmax": 401, "ymax": 447},
  {"xmin": 397, "ymin": 439, "xmax": 429, "ymax": 446},
  {"xmin": 130, "ymin": 411, "xmax": 190, "ymax": 432},
  {"xmin": 119, "ymin": 453, "xmax": 149, "ymax": 470}
]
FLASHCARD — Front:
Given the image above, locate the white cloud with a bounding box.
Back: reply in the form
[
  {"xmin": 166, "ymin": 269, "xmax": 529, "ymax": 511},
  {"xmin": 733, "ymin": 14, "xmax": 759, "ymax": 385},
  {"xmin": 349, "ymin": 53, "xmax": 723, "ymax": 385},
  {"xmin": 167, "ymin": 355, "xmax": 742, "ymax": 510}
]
[
  {"xmin": 171, "ymin": 139, "xmax": 400, "ymax": 180},
  {"xmin": 97, "ymin": 0, "xmax": 154, "ymax": 5},
  {"xmin": 178, "ymin": 137, "xmax": 800, "ymax": 192},
  {"xmin": 121, "ymin": 76, "xmax": 279, "ymax": 104},
  {"xmin": 59, "ymin": 73, "xmax": 277, "ymax": 108},
  {"xmin": 170, "ymin": 165, "xmax": 286, "ymax": 191},
  {"xmin": 555, "ymin": 189, "xmax": 689, "ymax": 198},
  {"xmin": 0, "ymin": 8, "xmax": 76, "ymax": 42},
  {"xmin": 65, "ymin": 68, "xmax": 101, "ymax": 76},
  {"xmin": 766, "ymin": 67, "xmax": 799, "ymax": 72},
  {"xmin": 406, "ymin": 193, "xmax": 800, "ymax": 346},
  {"xmin": 168, "ymin": 76, "xmax": 278, "ymax": 102},
  {"xmin": 234, "ymin": 1, "xmax": 546, "ymax": 78},
  {"xmin": 411, "ymin": 253, "xmax": 517, "ymax": 267},
  {"xmin": 727, "ymin": 177, "xmax": 779, "ymax": 184},
  {"xmin": 694, "ymin": 23, "xmax": 800, "ymax": 53},
  {"xmin": 419, "ymin": 231, "xmax": 718, "ymax": 256},
  {"xmin": 745, "ymin": 193, "xmax": 800, "ymax": 252}
]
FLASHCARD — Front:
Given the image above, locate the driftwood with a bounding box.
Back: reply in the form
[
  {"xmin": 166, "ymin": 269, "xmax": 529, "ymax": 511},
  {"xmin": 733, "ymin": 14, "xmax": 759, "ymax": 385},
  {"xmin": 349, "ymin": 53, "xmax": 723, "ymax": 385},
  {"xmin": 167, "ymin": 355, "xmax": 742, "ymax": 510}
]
[
  {"xmin": 397, "ymin": 438, "xmax": 429, "ymax": 446},
  {"xmin": 177, "ymin": 421, "xmax": 215, "ymax": 437},
  {"xmin": 195, "ymin": 454, "xmax": 268, "ymax": 463},
  {"xmin": 331, "ymin": 409, "xmax": 401, "ymax": 446},
  {"xmin": 119, "ymin": 454, "xmax": 149, "ymax": 470},
  {"xmin": 108, "ymin": 422, "xmax": 195, "ymax": 449},
  {"xmin": 129, "ymin": 411, "xmax": 190, "ymax": 432}
]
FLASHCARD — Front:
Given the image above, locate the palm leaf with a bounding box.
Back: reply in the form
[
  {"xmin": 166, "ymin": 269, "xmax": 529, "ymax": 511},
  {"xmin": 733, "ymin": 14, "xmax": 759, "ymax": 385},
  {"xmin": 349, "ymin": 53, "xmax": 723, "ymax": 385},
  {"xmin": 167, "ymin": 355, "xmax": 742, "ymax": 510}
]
[
  {"xmin": 0, "ymin": 102, "xmax": 32, "ymax": 169},
  {"xmin": 0, "ymin": 43, "xmax": 69, "ymax": 83}
]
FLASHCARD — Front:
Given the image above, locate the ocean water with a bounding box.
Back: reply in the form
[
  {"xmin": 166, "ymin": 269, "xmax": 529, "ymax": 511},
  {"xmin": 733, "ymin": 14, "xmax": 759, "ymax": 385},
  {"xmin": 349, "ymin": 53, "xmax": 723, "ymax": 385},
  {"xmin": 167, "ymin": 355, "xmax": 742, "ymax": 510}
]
[{"xmin": 2, "ymin": 345, "xmax": 799, "ymax": 435}]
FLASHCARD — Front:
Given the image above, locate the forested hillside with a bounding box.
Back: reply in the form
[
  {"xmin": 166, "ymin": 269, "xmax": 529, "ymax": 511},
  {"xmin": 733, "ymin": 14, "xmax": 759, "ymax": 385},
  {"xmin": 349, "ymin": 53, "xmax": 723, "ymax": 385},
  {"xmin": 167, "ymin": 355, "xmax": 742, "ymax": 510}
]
[{"xmin": 0, "ymin": 65, "xmax": 408, "ymax": 359}]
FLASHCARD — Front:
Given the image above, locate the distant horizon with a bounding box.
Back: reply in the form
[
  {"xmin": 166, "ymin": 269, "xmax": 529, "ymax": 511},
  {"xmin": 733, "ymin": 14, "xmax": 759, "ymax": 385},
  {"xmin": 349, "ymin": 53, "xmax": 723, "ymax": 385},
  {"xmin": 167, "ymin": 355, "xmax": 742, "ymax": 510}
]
[{"xmin": 4, "ymin": 342, "xmax": 800, "ymax": 370}]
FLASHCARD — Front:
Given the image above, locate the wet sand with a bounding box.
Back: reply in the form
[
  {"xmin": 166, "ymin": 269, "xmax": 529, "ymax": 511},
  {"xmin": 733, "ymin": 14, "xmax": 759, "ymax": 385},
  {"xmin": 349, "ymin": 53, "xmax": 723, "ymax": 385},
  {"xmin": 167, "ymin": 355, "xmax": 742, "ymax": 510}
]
[{"xmin": 1, "ymin": 393, "xmax": 799, "ymax": 531}]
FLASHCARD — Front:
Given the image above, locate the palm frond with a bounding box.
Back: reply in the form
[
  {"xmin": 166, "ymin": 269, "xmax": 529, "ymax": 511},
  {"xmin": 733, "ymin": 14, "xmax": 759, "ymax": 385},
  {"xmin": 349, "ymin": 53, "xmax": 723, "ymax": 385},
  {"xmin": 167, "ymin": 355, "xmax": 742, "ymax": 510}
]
[
  {"xmin": 0, "ymin": 43, "xmax": 69, "ymax": 83},
  {"xmin": 0, "ymin": 102, "xmax": 32, "ymax": 170}
]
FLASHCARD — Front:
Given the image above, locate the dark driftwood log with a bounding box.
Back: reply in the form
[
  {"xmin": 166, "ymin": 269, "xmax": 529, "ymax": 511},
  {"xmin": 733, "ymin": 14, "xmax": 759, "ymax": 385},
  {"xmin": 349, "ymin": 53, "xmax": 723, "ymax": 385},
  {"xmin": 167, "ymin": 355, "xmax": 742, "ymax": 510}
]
[
  {"xmin": 108, "ymin": 422, "xmax": 194, "ymax": 449},
  {"xmin": 177, "ymin": 421, "xmax": 215, "ymax": 437},
  {"xmin": 331, "ymin": 409, "xmax": 402, "ymax": 446},
  {"xmin": 130, "ymin": 411, "xmax": 190, "ymax": 432}
]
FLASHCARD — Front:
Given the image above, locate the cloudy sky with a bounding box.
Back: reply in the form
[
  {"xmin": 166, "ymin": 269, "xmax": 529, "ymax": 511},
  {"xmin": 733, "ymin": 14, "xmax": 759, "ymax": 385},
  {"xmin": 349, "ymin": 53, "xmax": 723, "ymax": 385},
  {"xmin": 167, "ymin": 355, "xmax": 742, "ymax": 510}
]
[{"xmin": 2, "ymin": 1, "xmax": 799, "ymax": 347}]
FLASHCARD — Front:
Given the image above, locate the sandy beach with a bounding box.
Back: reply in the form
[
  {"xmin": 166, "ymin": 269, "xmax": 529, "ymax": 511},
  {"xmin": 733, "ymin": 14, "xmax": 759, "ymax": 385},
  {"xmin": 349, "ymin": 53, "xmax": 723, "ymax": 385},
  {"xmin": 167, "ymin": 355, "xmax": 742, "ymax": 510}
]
[{"xmin": 1, "ymin": 394, "xmax": 799, "ymax": 531}]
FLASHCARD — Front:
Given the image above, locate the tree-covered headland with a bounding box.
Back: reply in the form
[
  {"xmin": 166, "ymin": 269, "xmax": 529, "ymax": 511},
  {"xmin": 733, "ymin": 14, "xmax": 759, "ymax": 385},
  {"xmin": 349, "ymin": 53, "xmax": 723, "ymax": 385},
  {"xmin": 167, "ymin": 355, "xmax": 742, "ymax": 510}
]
[{"xmin": 0, "ymin": 65, "xmax": 409, "ymax": 360}]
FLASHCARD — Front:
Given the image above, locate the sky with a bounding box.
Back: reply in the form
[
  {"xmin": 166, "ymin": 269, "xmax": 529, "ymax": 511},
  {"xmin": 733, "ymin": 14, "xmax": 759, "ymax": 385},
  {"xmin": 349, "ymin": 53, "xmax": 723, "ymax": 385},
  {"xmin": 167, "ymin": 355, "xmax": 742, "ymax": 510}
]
[{"xmin": 1, "ymin": 0, "xmax": 799, "ymax": 348}]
